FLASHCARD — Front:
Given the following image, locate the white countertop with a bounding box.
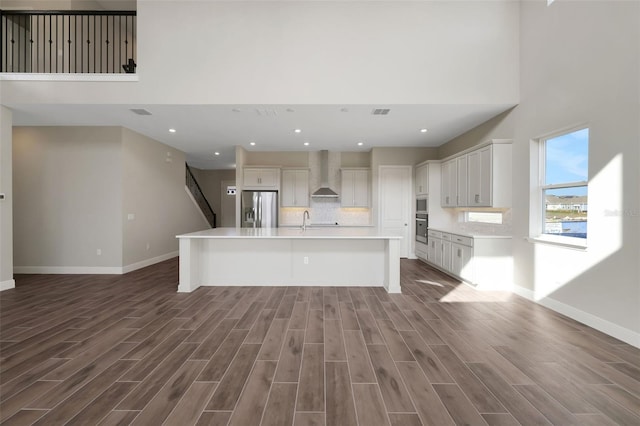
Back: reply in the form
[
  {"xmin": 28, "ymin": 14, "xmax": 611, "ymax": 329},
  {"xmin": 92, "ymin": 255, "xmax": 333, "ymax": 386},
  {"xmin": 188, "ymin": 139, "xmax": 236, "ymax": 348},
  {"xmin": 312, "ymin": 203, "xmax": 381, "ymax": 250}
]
[
  {"xmin": 177, "ymin": 227, "xmax": 402, "ymax": 240},
  {"xmin": 428, "ymin": 227, "xmax": 512, "ymax": 239}
]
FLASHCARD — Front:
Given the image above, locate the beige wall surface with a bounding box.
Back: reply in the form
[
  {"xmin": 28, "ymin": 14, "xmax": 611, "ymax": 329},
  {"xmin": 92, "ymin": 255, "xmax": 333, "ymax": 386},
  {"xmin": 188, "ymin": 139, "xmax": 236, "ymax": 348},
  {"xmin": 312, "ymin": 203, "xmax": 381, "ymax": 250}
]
[
  {"xmin": 188, "ymin": 167, "xmax": 236, "ymax": 226},
  {"xmin": 341, "ymin": 151, "xmax": 371, "ymax": 168},
  {"xmin": 244, "ymin": 151, "xmax": 309, "ymax": 167},
  {"xmin": 122, "ymin": 128, "xmax": 208, "ymax": 266},
  {"xmin": 0, "ymin": 107, "xmax": 13, "ymax": 286},
  {"xmin": 437, "ymin": 109, "xmax": 516, "ymax": 160},
  {"xmin": 0, "ymin": 1, "xmax": 135, "ymax": 10},
  {"xmin": 1, "ymin": 1, "xmax": 519, "ymax": 105},
  {"xmin": 12, "ymin": 126, "xmax": 123, "ymax": 268}
]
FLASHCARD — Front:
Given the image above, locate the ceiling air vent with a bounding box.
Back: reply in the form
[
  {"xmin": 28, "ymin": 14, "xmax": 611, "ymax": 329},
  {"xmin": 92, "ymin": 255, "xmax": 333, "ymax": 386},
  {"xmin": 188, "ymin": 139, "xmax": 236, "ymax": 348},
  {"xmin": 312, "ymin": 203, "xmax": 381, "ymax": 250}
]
[
  {"xmin": 130, "ymin": 108, "xmax": 152, "ymax": 116},
  {"xmin": 371, "ymin": 108, "xmax": 390, "ymax": 115}
]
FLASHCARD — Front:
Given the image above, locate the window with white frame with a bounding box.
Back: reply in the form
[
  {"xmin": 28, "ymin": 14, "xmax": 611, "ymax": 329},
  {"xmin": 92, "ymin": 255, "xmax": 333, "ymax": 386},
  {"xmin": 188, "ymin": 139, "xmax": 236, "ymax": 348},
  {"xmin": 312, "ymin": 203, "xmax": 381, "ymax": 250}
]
[
  {"xmin": 538, "ymin": 128, "xmax": 589, "ymax": 240},
  {"xmin": 466, "ymin": 211, "xmax": 503, "ymax": 224}
]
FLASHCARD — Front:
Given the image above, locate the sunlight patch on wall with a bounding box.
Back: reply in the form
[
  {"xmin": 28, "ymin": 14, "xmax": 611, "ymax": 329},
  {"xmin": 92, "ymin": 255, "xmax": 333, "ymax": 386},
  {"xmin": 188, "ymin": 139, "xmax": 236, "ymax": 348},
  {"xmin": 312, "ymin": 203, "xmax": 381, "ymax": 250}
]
[{"xmin": 534, "ymin": 154, "xmax": 623, "ymax": 300}]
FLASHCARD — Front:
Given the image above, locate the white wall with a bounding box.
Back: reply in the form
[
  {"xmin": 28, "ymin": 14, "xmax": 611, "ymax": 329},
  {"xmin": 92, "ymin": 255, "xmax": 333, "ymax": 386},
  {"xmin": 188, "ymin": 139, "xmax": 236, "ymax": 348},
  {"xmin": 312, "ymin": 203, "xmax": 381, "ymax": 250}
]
[
  {"xmin": 438, "ymin": 1, "xmax": 640, "ymax": 345},
  {"xmin": 122, "ymin": 128, "xmax": 208, "ymax": 268},
  {"xmin": 0, "ymin": 107, "xmax": 14, "ymax": 290},
  {"xmin": 0, "ymin": 1, "xmax": 519, "ymax": 105},
  {"xmin": 514, "ymin": 0, "xmax": 639, "ymax": 344},
  {"xmin": 13, "ymin": 127, "xmax": 124, "ymax": 272}
]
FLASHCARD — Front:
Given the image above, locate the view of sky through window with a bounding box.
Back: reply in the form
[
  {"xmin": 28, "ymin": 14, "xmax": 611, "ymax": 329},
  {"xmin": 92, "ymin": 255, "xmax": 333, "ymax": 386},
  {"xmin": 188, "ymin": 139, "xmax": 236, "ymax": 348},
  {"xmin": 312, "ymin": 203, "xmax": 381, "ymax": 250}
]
[
  {"xmin": 543, "ymin": 128, "xmax": 589, "ymax": 239},
  {"xmin": 545, "ymin": 128, "xmax": 589, "ymax": 193}
]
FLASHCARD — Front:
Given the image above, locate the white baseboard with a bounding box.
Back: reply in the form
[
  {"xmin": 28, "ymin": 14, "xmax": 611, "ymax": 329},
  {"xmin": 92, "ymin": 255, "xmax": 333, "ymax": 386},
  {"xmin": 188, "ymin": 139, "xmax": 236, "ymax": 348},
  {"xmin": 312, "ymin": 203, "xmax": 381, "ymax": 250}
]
[
  {"xmin": 512, "ymin": 284, "xmax": 640, "ymax": 349},
  {"xmin": 14, "ymin": 266, "xmax": 122, "ymax": 274},
  {"xmin": 14, "ymin": 251, "xmax": 180, "ymax": 276},
  {"xmin": 122, "ymin": 251, "xmax": 179, "ymax": 274},
  {"xmin": 0, "ymin": 279, "xmax": 15, "ymax": 291}
]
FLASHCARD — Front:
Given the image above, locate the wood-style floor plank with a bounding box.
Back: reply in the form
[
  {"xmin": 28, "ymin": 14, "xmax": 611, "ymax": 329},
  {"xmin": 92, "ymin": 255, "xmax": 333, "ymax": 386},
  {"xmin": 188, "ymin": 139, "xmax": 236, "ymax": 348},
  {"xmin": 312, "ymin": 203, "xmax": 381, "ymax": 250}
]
[
  {"xmin": 325, "ymin": 361, "xmax": 358, "ymax": 426},
  {"xmin": 352, "ymin": 383, "xmax": 391, "ymax": 426},
  {"xmin": 396, "ymin": 361, "xmax": 455, "ymax": 426},
  {"xmin": 261, "ymin": 382, "xmax": 297, "ymax": 426},
  {"xmin": 228, "ymin": 360, "xmax": 277, "ymax": 426},
  {"xmin": 163, "ymin": 382, "xmax": 218, "ymax": 426},
  {"xmin": 296, "ymin": 343, "xmax": 325, "ymax": 412},
  {"xmin": 274, "ymin": 329, "xmax": 304, "ymax": 382},
  {"xmin": 2, "ymin": 258, "xmax": 638, "ymax": 426},
  {"xmin": 205, "ymin": 343, "xmax": 261, "ymax": 411},
  {"xmin": 366, "ymin": 344, "xmax": 415, "ymax": 413}
]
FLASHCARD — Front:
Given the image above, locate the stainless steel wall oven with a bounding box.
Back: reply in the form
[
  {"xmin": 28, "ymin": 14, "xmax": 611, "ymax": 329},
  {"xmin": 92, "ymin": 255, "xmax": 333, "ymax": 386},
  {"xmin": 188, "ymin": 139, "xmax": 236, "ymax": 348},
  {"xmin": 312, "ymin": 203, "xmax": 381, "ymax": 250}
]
[{"xmin": 416, "ymin": 213, "xmax": 428, "ymax": 243}]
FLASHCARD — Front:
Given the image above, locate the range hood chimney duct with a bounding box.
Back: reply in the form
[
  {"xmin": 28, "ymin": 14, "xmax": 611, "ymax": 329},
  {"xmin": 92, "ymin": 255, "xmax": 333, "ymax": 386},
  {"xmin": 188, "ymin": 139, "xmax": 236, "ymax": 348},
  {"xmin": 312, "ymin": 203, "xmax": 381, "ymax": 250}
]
[{"xmin": 311, "ymin": 150, "xmax": 339, "ymax": 198}]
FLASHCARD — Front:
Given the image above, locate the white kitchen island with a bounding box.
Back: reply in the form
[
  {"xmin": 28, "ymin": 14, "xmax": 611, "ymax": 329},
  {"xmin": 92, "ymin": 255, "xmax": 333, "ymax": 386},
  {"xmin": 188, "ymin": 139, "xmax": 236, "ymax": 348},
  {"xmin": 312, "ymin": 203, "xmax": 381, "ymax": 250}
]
[{"xmin": 177, "ymin": 227, "xmax": 403, "ymax": 293}]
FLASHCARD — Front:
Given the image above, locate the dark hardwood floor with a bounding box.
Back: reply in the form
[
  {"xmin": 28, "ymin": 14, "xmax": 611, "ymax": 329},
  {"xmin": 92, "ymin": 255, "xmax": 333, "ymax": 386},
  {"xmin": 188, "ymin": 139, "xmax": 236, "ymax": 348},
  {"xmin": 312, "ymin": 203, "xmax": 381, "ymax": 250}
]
[{"xmin": 1, "ymin": 258, "xmax": 638, "ymax": 425}]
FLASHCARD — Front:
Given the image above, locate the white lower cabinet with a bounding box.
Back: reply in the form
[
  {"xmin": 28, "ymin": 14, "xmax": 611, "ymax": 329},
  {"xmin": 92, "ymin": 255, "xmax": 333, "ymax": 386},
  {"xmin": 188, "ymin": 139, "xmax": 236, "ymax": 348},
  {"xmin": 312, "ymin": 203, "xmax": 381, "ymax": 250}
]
[
  {"xmin": 415, "ymin": 241, "xmax": 428, "ymax": 260},
  {"xmin": 427, "ymin": 230, "xmax": 441, "ymax": 266},
  {"xmin": 441, "ymin": 235, "xmax": 452, "ymax": 272},
  {"xmin": 451, "ymin": 240, "xmax": 473, "ymax": 283},
  {"xmin": 424, "ymin": 229, "xmax": 512, "ymax": 289}
]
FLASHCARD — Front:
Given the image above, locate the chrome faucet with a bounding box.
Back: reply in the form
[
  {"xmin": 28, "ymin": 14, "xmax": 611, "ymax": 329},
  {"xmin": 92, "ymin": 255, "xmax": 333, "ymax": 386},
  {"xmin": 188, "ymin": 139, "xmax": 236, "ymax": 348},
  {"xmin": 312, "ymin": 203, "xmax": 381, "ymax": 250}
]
[{"xmin": 302, "ymin": 210, "xmax": 310, "ymax": 231}]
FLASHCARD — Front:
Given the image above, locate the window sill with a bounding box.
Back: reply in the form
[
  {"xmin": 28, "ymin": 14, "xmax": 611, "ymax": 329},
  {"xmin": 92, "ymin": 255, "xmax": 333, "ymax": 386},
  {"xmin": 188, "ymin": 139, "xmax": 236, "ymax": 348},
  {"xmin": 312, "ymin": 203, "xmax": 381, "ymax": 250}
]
[{"xmin": 526, "ymin": 236, "xmax": 587, "ymax": 251}]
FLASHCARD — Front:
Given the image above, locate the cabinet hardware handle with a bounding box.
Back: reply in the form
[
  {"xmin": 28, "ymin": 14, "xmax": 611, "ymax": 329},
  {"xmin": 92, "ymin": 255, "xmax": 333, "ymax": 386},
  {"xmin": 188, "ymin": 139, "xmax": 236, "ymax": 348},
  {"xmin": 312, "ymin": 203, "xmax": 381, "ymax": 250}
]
[
  {"xmin": 458, "ymin": 249, "xmax": 461, "ymax": 257},
  {"xmin": 475, "ymin": 194, "xmax": 479, "ymax": 203}
]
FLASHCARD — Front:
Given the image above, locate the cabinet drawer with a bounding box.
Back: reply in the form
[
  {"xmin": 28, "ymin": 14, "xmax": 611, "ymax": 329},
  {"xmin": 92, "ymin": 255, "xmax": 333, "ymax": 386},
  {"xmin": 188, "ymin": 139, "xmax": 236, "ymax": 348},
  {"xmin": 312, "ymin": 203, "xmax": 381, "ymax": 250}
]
[
  {"xmin": 441, "ymin": 232, "xmax": 451, "ymax": 241},
  {"xmin": 427, "ymin": 230, "xmax": 442, "ymax": 239},
  {"xmin": 451, "ymin": 234, "xmax": 473, "ymax": 247}
]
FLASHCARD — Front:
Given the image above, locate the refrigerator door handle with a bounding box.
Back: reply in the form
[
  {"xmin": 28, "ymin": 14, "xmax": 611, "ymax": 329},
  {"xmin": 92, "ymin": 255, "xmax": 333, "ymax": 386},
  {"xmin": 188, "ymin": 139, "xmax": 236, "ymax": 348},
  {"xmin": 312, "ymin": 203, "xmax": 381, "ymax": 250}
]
[{"xmin": 257, "ymin": 194, "xmax": 262, "ymax": 228}]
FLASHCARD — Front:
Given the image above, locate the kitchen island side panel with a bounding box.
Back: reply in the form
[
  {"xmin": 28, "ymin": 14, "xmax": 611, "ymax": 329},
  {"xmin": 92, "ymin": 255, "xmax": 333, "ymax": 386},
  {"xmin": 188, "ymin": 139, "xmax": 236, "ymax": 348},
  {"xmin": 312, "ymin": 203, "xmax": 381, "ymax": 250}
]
[{"xmin": 194, "ymin": 238, "xmax": 385, "ymax": 287}]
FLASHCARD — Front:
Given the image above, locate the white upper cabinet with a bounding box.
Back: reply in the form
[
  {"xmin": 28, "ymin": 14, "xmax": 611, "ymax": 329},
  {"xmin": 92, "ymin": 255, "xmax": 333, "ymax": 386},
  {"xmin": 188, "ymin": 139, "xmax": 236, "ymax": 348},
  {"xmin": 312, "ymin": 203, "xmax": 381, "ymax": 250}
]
[
  {"xmin": 441, "ymin": 159, "xmax": 458, "ymax": 207},
  {"xmin": 415, "ymin": 163, "xmax": 429, "ymax": 196},
  {"xmin": 440, "ymin": 140, "xmax": 512, "ymax": 208},
  {"xmin": 281, "ymin": 169, "xmax": 309, "ymax": 207},
  {"xmin": 467, "ymin": 146, "xmax": 491, "ymax": 206},
  {"xmin": 243, "ymin": 168, "xmax": 279, "ymax": 189},
  {"xmin": 341, "ymin": 168, "xmax": 370, "ymax": 207},
  {"xmin": 456, "ymin": 155, "xmax": 468, "ymax": 207}
]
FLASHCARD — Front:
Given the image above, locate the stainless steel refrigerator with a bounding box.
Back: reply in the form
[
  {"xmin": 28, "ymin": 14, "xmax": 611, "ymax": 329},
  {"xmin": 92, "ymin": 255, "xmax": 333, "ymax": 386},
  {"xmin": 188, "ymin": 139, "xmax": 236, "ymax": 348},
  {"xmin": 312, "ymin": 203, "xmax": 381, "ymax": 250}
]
[{"xmin": 241, "ymin": 190, "xmax": 278, "ymax": 228}]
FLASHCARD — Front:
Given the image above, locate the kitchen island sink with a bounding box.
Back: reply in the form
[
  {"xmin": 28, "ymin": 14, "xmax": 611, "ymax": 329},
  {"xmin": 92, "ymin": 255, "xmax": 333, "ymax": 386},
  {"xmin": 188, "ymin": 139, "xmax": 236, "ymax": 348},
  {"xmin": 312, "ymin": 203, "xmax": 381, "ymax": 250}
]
[{"xmin": 176, "ymin": 227, "xmax": 402, "ymax": 293}]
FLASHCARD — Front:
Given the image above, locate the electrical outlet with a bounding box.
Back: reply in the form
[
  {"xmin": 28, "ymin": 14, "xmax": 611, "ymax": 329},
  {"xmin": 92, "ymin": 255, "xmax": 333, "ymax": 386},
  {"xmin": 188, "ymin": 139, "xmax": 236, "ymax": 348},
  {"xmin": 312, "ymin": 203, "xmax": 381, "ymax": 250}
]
[
  {"xmin": 303, "ymin": 256, "xmax": 309, "ymax": 265},
  {"xmin": 127, "ymin": 213, "xmax": 135, "ymax": 221},
  {"xmin": 146, "ymin": 243, "xmax": 150, "ymax": 251},
  {"xmin": 96, "ymin": 248, "xmax": 102, "ymax": 256}
]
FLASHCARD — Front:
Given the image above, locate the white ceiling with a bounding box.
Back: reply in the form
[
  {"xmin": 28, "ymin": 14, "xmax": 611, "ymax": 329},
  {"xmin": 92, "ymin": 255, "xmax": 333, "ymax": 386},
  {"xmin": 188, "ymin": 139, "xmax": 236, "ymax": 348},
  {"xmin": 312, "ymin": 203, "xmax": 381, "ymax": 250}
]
[{"xmin": 10, "ymin": 103, "xmax": 514, "ymax": 169}]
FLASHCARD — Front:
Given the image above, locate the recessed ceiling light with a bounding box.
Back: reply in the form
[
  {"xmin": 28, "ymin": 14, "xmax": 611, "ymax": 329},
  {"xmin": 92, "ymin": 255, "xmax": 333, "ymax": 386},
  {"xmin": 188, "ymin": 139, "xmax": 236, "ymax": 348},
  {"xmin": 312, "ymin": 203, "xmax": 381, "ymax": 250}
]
[
  {"xmin": 169, "ymin": 128, "xmax": 176, "ymax": 133},
  {"xmin": 214, "ymin": 152, "xmax": 220, "ymax": 156},
  {"xmin": 250, "ymin": 142, "xmax": 256, "ymax": 146},
  {"xmin": 357, "ymin": 142, "xmax": 364, "ymax": 146},
  {"xmin": 294, "ymin": 129, "xmax": 302, "ymax": 133},
  {"xmin": 303, "ymin": 142, "xmax": 310, "ymax": 146},
  {"xmin": 420, "ymin": 128, "xmax": 428, "ymax": 133}
]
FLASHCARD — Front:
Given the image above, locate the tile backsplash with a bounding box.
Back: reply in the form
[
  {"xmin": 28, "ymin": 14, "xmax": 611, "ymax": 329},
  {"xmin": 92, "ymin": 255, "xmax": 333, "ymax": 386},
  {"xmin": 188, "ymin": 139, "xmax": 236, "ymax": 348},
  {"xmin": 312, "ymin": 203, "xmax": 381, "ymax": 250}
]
[
  {"xmin": 280, "ymin": 198, "xmax": 371, "ymax": 227},
  {"xmin": 450, "ymin": 209, "xmax": 513, "ymax": 236}
]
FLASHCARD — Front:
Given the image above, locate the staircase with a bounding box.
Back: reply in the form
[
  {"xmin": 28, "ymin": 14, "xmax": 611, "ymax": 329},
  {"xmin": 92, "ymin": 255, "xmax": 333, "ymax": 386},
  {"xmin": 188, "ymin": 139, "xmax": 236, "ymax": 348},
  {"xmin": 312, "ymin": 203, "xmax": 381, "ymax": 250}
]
[{"xmin": 185, "ymin": 164, "xmax": 216, "ymax": 228}]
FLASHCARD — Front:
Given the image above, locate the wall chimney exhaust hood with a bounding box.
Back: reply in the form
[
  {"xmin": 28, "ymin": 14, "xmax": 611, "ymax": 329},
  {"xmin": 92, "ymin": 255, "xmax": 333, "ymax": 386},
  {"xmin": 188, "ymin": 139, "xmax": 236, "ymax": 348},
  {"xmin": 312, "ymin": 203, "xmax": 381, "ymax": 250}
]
[{"xmin": 311, "ymin": 150, "xmax": 339, "ymax": 198}]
